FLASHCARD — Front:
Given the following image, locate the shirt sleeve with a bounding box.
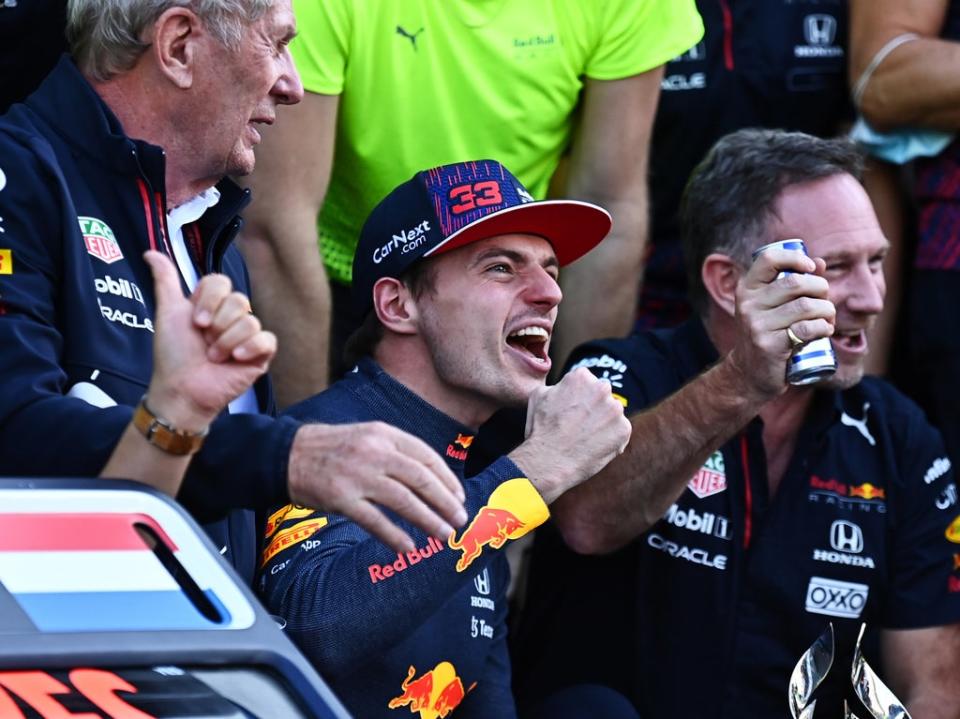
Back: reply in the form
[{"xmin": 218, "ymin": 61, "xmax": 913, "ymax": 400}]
[
  {"xmin": 290, "ymin": 0, "xmax": 351, "ymax": 94},
  {"xmin": 0, "ymin": 134, "xmax": 133, "ymax": 477},
  {"xmin": 564, "ymin": 338, "xmax": 679, "ymax": 415},
  {"xmin": 257, "ymin": 456, "xmax": 549, "ymax": 674},
  {"xmin": 586, "ymin": 0, "xmax": 705, "ymax": 80},
  {"xmin": 882, "ymin": 401, "xmax": 960, "ymax": 629}
]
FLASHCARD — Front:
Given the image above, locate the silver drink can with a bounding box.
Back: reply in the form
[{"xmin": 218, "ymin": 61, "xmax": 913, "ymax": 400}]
[{"xmin": 751, "ymin": 239, "xmax": 837, "ymax": 386}]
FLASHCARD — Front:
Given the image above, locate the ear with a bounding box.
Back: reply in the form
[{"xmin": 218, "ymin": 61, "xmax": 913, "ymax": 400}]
[
  {"xmin": 151, "ymin": 7, "xmax": 202, "ymax": 89},
  {"xmin": 701, "ymin": 253, "xmax": 743, "ymax": 318},
  {"xmin": 372, "ymin": 278, "xmax": 419, "ymax": 336}
]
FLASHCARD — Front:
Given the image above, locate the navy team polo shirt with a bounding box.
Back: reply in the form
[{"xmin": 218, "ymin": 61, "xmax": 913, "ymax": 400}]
[{"xmin": 513, "ymin": 318, "xmax": 960, "ymax": 718}]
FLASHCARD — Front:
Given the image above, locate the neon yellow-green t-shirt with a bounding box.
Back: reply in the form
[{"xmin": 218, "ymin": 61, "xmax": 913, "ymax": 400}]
[{"xmin": 292, "ymin": 0, "xmax": 704, "ymax": 285}]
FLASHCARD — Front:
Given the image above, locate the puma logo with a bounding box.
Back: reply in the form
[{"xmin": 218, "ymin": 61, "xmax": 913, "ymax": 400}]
[
  {"xmin": 396, "ymin": 25, "xmax": 424, "ymax": 50},
  {"xmin": 841, "ymin": 402, "xmax": 876, "ymax": 446}
]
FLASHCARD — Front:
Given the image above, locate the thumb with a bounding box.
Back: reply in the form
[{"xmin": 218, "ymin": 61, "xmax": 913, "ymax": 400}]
[{"xmin": 143, "ymin": 250, "xmax": 186, "ymax": 314}]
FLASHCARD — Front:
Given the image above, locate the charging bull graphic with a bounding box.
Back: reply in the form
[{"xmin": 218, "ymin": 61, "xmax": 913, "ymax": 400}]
[
  {"xmin": 447, "ymin": 478, "xmax": 548, "ymax": 572},
  {"xmin": 388, "ymin": 661, "xmax": 473, "ymax": 718}
]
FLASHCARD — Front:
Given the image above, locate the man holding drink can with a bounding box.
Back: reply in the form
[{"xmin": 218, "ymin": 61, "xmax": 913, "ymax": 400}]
[{"xmin": 513, "ymin": 129, "xmax": 960, "ymax": 718}]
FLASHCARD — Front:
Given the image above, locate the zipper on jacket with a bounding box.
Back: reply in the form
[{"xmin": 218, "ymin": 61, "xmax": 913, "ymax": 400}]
[{"xmin": 719, "ymin": 0, "xmax": 735, "ymax": 71}]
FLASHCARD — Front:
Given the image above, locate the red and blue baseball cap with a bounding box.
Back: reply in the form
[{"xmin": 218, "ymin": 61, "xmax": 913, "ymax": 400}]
[{"xmin": 352, "ymin": 159, "xmax": 612, "ymax": 312}]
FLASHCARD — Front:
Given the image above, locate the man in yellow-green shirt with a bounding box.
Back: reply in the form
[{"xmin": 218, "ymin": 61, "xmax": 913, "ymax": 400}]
[{"xmin": 238, "ymin": 0, "xmax": 704, "ymax": 404}]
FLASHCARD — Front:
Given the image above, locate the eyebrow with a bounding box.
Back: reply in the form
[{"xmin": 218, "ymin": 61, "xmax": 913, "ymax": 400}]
[{"xmin": 472, "ymin": 247, "xmax": 559, "ymax": 271}]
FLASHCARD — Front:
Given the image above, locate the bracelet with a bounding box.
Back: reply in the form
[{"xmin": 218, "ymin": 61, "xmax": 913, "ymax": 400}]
[
  {"xmin": 132, "ymin": 395, "xmax": 209, "ymax": 456},
  {"xmin": 852, "ymin": 32, "xmax": 919, "ymax": 110}
]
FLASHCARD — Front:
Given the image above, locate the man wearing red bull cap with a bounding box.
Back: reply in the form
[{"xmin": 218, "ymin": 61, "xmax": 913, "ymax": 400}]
[
  {"xmin": 514, "ymin": 129, "xmax": 960, "ymax": 718},
  {"xmin": 258, "ymin": 159, "xmax": 633, "ymax": 718}
]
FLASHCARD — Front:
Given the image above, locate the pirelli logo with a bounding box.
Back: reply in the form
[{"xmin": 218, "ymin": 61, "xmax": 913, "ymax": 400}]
[{"xmin": 260, "ymin": 517, "xmax": 328, "ymax": 566}]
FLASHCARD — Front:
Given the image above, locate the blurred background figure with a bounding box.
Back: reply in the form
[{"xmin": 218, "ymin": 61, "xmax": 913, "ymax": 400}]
[
  {"xmin": 0, "ymin": 0, "xmax": 66, "ymax": 112},
  {"xmin": 237, "ymin": 0, "xmax": 704, "ymax": 406},
  {"xmin": 850, "ymin": 0, "xmax": 960, "ymax": 462}
]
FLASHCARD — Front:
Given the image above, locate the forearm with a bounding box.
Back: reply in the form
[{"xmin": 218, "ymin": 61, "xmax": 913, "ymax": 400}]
[
  {"xmin": 236, "ymin": 220, "xmax": 331, "ymax": 409},
  {"xmin": 553, "ymin": 356, "xmax": 765, "ymax": 554},
  {"xmin": 263, "ymin": 459, "xmax": 542, "ymax": 673},
  {"xmin": 100, "ymin": 423, "xmax": 193, "ymax": 496},
  {"xmin": 859, "ymin": 40, "xmax": 960, "ymax": 131},
  {"xmin": 851, "ymin": 0, "xmax": 960, "ymax": 131}
]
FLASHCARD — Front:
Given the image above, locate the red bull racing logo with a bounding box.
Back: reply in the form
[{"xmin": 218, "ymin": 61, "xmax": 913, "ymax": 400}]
[
  {"xmin": 849, "ymin": 483, "xmax": 885, "ymax": 501},
  {"xmin": 447, "ymin": 478, "xmax": 548, "ymax": 573},
  {"xmin": 387, "ymin": 662, "xmax": 474, "ymax": 718},
  {"xmin": 445, "ymin": 434, "xmax": 474, "ymax": 461}
]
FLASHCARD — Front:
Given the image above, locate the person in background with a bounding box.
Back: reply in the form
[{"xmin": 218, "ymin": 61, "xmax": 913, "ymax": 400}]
[
  {"xmin": 0, "ymin": 0, "xmax": 466, "ymax": 586},
  {"xmin": 236, "ymin": 0, "xmax": 704, "ymax": 405},
  {"xmin": 513, "ymin": 129, "xmax": 960, "ymax": 718},
  {"xmin": 850, "ymin": 0, "xmax": 960, "ymax": 462}
]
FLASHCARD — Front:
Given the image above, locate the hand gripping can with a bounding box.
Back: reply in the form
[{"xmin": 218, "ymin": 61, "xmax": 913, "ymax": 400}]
[{"xmin": 751, "ymin": 239, "xmax": 837, "ymax": 386}]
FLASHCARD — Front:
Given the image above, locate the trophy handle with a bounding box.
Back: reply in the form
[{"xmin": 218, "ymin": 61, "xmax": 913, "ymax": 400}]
[
  {"xmin": 789, "ymin": 623, "xmax": 836, "ymax": 718},
  {"xmin": 851, "ymin": 623, "xmax": 913, "ymax": 719}
]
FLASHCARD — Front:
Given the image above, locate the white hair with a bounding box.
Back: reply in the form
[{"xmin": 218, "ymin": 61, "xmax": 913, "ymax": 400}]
[{"xmin": 67, "ymin": 0, "xmax": 275, "ymax": 81}]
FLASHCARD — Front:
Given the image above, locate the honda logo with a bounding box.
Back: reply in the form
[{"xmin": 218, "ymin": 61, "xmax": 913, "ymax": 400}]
[
  {"xmin": 804, "ymin": 14, "xmax": 837, "ymax": 46},
  {"xmin": 474, "ymin": 568, "xmax": 490, "ymax": 595},
  {"xmin": 830, "ymin": 520, "xmax": 863, "ymax": 554}
]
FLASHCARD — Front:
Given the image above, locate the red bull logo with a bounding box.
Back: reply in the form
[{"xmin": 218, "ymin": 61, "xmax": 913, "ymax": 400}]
[
  {"xmin": 446, "ymin": 478, "xmax": 548, "ymax": 572},
  {"xmin": 950, "ymin": 575, "xmax": 960, "ymax": 593},
  {"xmin": 810, "ymin": 475, "xmax": 848, "ymax": 496},
  {"xmin": 449, "ymin": 507, "xmax": 524, "ymax": 572},
  {"xmin": 849, "ymin": 483, "xmax": 885, "ymax": 501},
  {"xmin": 445, "ymin": 434, "xmax": 474, "ymax": 461},
  {"xmin": 0, "ymin": 249, "xmax": 12, "ymax": 275},
  {"xmin": 369, "ymin": 536, "xmax": 445, "ymax": 583},
  {"xmin": 387, "ymin": 662, "xmax": 472, "ymax": 718},
  {"xmin": 954, "ymin": 553, "xmax": 960, "ymax": 571},
  {"xmin": 947, "ymin": 515, "xmax": 960, "ymax": 544}
]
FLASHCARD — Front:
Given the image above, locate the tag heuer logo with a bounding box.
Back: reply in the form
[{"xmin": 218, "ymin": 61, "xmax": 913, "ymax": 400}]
[
  {"xmin": 79, "ymin": 216, "xmax": 123, "ymax": 264},
  {"xmin": 688, "ymin": 450, "xmax": 727, "ymax": 499}
]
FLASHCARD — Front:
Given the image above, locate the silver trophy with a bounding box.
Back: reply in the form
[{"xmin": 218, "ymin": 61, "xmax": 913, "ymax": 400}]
[
  {"xmin": 850, "ymin": 624, "xmax": 912, "ymax": 719},
  {"xmin": 790, "ymin": 624, "xmax": 911, "ymax": 719},
  {"xmin": 789, "ymin": 623, "xmax": 835, "ymax": 719}
]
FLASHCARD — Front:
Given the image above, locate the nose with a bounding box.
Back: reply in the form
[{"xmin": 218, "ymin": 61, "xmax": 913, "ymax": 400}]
[
  {"xmin": 844, "ymin": 262, "xmax": 885, "ymax": 317},
  {"xmin": 272, "ymin": 50, "xmax": 304, "ymax": 106},
  {"xmin": 525, "ymin": 265, "xmax": 563, "ymax": 311}
]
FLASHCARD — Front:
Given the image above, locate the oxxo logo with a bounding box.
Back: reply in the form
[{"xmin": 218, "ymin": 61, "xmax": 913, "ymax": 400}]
[
  {"xmin": 372, "ymin": 220, "xmax": 431, "ymax": 264},
  {"xmin": 805, "ymin": 576, "xmax": 868, "ymax": 619}
]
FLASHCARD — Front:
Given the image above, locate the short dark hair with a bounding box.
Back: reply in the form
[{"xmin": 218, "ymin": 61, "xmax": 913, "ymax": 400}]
[
  {"xmin": 342, "ymin": 261, "xmax": 438, "ymax": 369},
  {"xmin": 680, "ymin": 128, "xmax": 864, "ymax": 315}
]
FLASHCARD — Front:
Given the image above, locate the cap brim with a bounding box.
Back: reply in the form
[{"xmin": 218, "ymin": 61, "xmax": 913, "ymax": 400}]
[{"xmin": 423, "ymin": 200, "xmax": 612, "ymax": 266}]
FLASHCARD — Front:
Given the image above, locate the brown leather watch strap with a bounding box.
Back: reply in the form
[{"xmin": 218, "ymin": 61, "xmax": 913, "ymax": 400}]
[{"xmin": 132, "ymin": 395, "xmax": 209, "ymax": 456}]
